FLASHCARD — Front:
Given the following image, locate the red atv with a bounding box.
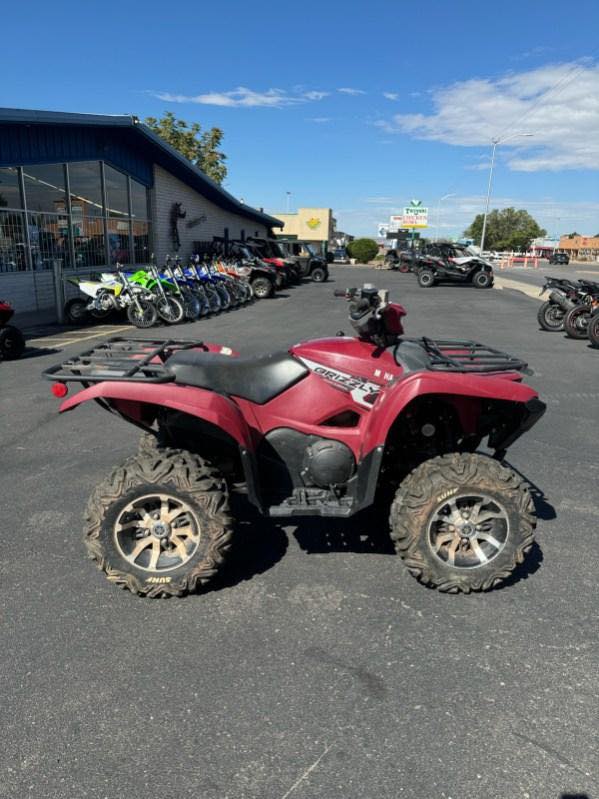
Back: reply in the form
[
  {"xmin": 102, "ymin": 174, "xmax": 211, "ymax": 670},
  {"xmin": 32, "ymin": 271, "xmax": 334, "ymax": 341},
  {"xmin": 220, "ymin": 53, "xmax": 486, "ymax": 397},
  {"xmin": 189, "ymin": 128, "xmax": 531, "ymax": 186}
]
[
  {"xmin": 44, "ymin": 284, "xmax": 545, "ymax": 597},
  {"xmin": 0, "ymin": 300, "xmax": 25, "ymax": 360}
]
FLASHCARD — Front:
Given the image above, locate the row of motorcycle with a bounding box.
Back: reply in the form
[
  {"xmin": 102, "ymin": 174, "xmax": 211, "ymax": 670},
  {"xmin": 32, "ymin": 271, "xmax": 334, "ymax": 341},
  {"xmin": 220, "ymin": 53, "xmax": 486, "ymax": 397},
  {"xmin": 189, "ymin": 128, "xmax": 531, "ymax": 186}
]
[
  {"xmin": 538, "ymin": 275, "xmax": 599, "ymax": 347},
  {"xmin": 64, "ymin": 255, "xmax": 282, "ymax": 329}
]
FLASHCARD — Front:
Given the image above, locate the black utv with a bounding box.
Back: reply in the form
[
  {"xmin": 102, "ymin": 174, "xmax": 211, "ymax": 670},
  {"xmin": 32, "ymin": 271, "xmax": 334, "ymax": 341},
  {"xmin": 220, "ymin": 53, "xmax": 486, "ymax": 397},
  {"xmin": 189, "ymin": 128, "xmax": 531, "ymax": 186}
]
[
  {"xmin": 275, "ymin": 239, "xmax": 329, "ymax": 282},
  {"xmin": 415, "ymin": 242, "xmax": 494, "ymax": 289}
]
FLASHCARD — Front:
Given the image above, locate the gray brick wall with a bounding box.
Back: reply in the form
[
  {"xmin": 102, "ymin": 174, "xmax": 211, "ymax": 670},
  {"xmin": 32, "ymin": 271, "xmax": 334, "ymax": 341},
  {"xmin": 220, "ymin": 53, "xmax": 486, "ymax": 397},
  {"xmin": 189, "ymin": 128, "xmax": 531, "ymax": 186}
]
[
  {"xmin": 151, "ymin": 165, "xmax": 268, "ymax": 263},
  {"xmin": 0, "ymin": 270, "xmax": 57, "ymax": 313}
]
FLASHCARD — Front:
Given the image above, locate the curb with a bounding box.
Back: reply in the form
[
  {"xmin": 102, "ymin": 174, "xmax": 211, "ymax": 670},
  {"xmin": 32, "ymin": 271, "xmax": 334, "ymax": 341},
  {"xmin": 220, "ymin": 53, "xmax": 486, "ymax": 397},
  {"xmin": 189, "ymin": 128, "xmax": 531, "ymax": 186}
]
[{"xmin": 494, "ymin": 276, "xmax": 542, "ymax": 301}]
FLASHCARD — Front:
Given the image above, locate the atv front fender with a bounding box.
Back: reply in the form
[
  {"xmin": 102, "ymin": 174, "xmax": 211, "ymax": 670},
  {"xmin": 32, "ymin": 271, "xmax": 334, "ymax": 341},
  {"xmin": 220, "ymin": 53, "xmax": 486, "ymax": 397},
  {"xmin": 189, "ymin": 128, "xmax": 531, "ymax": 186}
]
[
  {"xmin": 59, "ymin": 381, "xmax": 254, "ymax": 450},
  {"xmin": 362, "ymin": 370, "xmax": 544, "ymax": 455}
]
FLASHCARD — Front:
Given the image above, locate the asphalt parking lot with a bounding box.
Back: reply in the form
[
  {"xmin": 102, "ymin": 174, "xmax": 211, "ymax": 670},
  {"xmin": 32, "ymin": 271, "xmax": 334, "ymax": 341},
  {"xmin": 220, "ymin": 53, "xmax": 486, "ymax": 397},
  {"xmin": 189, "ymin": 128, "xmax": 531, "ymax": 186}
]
[{"xmin": 1, "ymin": 265, "xmax": 598, "ymax": 799}]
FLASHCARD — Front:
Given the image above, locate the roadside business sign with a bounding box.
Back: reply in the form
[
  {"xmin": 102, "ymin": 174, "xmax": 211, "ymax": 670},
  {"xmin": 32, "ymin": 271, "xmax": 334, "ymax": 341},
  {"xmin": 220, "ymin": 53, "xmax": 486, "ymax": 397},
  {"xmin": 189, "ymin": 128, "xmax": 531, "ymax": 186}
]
[
  {"xmin": 377, "ymin": 223, "xmax": 389, "ymax": 238},
  {"xmin": 401, "ymin": 199, "xmax": 428, "ymax": 229},
  {"xmin": 389, "ymin": 201, "xmax": 428, "ymax": 230}
]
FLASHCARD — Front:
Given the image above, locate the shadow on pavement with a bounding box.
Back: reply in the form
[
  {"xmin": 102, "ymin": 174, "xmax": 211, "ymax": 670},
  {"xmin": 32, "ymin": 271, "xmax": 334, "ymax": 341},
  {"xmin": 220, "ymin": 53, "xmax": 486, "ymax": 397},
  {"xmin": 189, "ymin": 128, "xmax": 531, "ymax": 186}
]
[
  {"xmin": 19, "ymin": 346, "xmax": 61, "ymax": 360},
  {"xmin": 207, "ymin": 500, "xmax": 289, "ymax": 593},
  {"xmin": 293, "ymin": 505, "xmax": 395, "ymax": 555},
  {"xmin": 507, "ymin": 462, "xmax": 557, "ymax": 521},
  {"xmin": 497, "ymin": 540, "xmax": 543, "ymax": 590}
]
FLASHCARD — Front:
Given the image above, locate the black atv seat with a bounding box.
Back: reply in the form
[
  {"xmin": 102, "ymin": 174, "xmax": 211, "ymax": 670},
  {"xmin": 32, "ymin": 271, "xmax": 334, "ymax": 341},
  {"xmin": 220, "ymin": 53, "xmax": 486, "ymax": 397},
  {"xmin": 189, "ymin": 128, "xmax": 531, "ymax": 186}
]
[{"xmin": 166, "ymin": 349, "xmax": 309, "ymax": 404}]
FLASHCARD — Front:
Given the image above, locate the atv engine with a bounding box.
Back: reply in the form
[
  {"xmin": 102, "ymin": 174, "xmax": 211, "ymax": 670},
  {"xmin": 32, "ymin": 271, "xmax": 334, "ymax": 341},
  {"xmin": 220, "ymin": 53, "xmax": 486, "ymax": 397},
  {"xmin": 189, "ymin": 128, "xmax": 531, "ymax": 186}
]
[{"xmin": 301, "ymin": 439, "xmax": 355, "ymax": 488}]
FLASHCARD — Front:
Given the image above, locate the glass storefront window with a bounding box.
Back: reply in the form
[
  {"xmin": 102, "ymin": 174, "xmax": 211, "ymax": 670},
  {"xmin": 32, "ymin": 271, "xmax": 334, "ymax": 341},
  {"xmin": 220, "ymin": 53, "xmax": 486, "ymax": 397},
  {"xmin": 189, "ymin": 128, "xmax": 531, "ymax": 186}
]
[
  {"xmin": 133, "ymin": 221, "xmax": 150, "ymax": 263},
  {"xmin": 104, "ymin": 164, "xmax": 129, "ymax": 219},
  {"xmin": 72, "ymin": 216, "xmax": 106, "ymax": 268},
  {"xmin": 28, "ymin": 212, "xmax": 71, "ymax": 270},
  {"xmin": 107, "ymin": 218, "xmax": 131, "ymax": 264},
  {"xmin": 0, "ymin": 167, "xmax": 22, "ymax": 210},
  {"xmin": 22, "ymin": 164, "xmax": 67, "ymax": 213},
  {"xmin": 130, "ymin": 179, "xmax": 149, "ymax": 219},
  {"xmin": 1, "ymin": 161, "xmax": 152, "ymax": 270},
  {"xmin": 68, "ymin": 161, "xmax": 103, "ymax": 217},
  {"xmin": 0, "ymin": 210, "xmax": 27, "ymax": 271}
]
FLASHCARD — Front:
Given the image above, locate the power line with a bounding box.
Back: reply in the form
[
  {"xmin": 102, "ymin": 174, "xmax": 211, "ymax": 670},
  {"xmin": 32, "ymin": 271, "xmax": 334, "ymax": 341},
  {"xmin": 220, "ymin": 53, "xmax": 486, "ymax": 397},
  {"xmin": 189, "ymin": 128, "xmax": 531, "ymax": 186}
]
[{"xmin": 495, "ymin": 58, "xmax": 592, "ymax": 140}]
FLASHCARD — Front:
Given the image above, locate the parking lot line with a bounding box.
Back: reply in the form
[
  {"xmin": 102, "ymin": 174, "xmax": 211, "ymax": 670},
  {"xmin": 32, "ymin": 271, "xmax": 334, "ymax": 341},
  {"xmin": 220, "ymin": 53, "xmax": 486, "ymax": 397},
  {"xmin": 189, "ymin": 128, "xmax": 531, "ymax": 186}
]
[
  {"xmin": 27, "ymin": 337, "xmax": 79, "ymax": 346},
  {"xmin": 27, "ymin": 325, "xmax": 131, "ymax": 347}
]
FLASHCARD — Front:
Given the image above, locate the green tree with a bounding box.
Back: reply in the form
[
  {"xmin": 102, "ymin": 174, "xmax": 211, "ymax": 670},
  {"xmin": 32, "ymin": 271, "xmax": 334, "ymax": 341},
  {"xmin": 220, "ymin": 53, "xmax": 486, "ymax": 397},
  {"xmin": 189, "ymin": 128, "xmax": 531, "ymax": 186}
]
[
  {"xmin": 347, "ymin": 238, "xmax": 379, "ymax": 263},
  {"xmin": 144, "ymin": 111, "xmax": 227, "ymax": 184},
  {"xmin": 464, "ymin": 208, "xmax": 546, "ymax": 251}
]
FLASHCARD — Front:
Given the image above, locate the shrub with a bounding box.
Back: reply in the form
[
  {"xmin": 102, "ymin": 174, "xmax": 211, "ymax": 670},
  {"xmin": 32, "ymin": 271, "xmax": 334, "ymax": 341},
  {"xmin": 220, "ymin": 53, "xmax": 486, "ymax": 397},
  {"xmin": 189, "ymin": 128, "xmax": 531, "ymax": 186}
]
[{"xmin": 347, "ymin": 238, "xmax": 378, "ymax": 263}]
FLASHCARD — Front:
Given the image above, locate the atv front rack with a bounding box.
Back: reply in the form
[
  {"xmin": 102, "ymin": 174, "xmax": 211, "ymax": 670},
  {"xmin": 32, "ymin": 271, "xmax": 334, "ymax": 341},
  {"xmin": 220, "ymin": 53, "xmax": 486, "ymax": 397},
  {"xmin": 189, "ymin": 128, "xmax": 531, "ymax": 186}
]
[
  {"xmin": 396, "ymin": 338, "xmax": 529, "ymax": 374},
  {"xmin": 43, "ymin": 337, "xmax": 205, "ymax": 384}
]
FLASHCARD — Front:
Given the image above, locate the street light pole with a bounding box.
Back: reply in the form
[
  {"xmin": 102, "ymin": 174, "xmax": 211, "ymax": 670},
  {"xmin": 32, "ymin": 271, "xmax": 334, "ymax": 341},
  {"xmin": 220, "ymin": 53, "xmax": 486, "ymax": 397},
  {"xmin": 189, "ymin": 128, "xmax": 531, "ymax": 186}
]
[
  {"xmin": 479, "ymin": 132, "xmax": 533, "ymax": 254},
  {"xmin": 479, "ymin": 139, "xmax": 498, "ymax": 255}
]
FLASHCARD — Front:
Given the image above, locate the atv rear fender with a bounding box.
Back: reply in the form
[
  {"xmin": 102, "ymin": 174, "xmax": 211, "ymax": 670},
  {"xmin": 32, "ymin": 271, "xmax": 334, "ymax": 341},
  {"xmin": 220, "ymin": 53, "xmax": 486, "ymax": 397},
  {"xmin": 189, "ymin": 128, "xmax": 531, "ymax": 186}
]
[
  {"xmin": 59, "ymin": 381, "xmax": 254, "ymax": 450},
  {"xmin": 363, "ymin": 370, "xmax": 544, "ymax": 456}
]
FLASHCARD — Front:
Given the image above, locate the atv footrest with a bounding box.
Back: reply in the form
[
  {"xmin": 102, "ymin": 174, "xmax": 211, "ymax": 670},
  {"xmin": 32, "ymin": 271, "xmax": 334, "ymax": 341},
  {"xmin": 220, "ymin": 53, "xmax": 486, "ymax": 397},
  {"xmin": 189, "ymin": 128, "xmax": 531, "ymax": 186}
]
[{"xmin": 268, "ymin": 487, "xmax": 355, "ymax": 517}]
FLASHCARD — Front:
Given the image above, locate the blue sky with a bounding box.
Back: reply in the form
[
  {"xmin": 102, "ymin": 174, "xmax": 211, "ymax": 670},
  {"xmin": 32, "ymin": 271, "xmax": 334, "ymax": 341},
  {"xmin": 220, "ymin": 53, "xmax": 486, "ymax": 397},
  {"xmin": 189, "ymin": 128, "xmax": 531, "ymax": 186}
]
[{"xmin": 2, "ymin": 0, "xmax": 599, "ymax": 238}]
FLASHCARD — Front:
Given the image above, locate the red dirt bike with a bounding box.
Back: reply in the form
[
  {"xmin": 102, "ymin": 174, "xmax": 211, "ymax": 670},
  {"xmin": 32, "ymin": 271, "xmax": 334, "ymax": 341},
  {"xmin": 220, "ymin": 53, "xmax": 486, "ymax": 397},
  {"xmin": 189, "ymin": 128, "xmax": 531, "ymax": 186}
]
[
  {"xmin": 0, "ymin": 300, "xmax": 25, "ymax": 360},
  {"xmin": 44, "ymin": 284, "xmax": 545, "ymax": 597}
]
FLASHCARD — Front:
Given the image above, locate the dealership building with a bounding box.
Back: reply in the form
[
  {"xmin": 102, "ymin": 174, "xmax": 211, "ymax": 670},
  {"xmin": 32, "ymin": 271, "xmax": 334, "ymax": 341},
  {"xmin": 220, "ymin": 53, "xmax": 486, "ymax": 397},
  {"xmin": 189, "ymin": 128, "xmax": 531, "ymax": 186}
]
[{"xmin": 0, "ymin": 108, "xmax": 281, "ymax": 314}]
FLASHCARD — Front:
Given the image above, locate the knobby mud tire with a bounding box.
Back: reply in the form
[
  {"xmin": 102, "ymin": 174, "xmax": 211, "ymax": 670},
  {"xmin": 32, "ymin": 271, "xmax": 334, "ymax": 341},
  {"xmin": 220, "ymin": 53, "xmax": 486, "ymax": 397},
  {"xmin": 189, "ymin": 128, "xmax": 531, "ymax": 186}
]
[
  {"xmin": 389, "ymin": 453, "xmax": 535, "ymax": 593},
  {"xmin": 84, "ymin": 448, "xmax": 233, "ymax": 598}
]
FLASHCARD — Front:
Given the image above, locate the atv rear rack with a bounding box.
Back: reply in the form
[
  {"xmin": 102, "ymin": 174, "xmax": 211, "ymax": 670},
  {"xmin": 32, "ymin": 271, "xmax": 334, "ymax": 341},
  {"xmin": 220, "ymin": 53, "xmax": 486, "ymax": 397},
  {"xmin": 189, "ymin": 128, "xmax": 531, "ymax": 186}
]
[
  {"xmin": 396, "ymin": 338, "xmax": 529, "ymax": 374},
  {"xmin": 43, "ymin": 337, "xmax": 206, "ymax": 384},
  {"xmin": 420, "ymin": 338, "xmax": 528, "ymax": 373}
]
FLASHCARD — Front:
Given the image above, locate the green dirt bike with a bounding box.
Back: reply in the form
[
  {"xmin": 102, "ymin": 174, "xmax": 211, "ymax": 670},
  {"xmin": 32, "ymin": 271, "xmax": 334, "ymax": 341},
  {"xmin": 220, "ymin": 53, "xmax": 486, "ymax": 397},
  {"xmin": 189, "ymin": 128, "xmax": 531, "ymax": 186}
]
[{"xmin": 126, "ymin": 265, "xmax": 185, "ymax": 325}]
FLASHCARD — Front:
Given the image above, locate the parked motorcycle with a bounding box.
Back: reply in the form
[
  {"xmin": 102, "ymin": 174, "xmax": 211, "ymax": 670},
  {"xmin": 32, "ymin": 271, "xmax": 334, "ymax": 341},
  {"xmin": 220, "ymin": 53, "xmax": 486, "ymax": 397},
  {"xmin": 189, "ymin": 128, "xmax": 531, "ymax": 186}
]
[
  {"xmin": 44, "ymin": 283, "xmax": 545, "ymax": 598},
  {"xmin": 163, "ymin": 257, "xmax": 202, "ymax": 321},
  {"xmin": 537, "ymin": 276, "xmax": 582, "ymax": 332},
  {"xmin": 127, "ymin": 265, "xmax": 185, "ymax": 325},
  {"xmin": 65, "ymin": 271, "xmax": 158, "ymax": 329},
  {"xmin": 563, "ymin": 281, "xmax": 599, "ymax": 339},
  {"xmin": 65, "ymin": 275, "xmax": 119, "ymax": 324}
]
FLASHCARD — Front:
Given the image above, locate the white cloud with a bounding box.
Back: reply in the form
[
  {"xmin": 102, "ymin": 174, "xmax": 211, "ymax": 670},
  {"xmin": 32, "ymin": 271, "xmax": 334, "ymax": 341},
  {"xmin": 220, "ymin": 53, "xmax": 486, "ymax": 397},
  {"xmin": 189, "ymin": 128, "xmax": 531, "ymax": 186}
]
[
  {"xmin": 377, "ymin": 61, "xmax": 599, "ymax": 171},
  {"xmin": 309, "ymin": 117, "xmax": 332, "ymax": 123},
  {"xmin": 152, "ymin": 86, "xmax": 329, "ymax": 108},
  {"xmin": 304, "ymin": 91, "xmax": 329, "ymax": 101},
  {"xmin": 338, "ymin": 87, "xmax": 366, "ymax": 95},
  {"xmin": 383, "ymin": 92, "xmax": 399, "ymax": 100}
]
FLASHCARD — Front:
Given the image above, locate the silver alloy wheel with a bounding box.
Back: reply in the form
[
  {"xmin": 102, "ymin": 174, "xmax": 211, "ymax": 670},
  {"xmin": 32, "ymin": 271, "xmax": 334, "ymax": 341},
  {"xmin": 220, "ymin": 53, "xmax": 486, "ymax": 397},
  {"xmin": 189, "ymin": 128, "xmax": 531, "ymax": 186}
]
[
  {"xmin": 157, "ymin": 296, "xmax": 184, "ymax": 324},
  {"xmin": 427, "ymin": 493, "xmax": 509, "ymax": 569},
  {"xmin": 114, "ymin": 493, "xmax": 201, "ymax": 572}
]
